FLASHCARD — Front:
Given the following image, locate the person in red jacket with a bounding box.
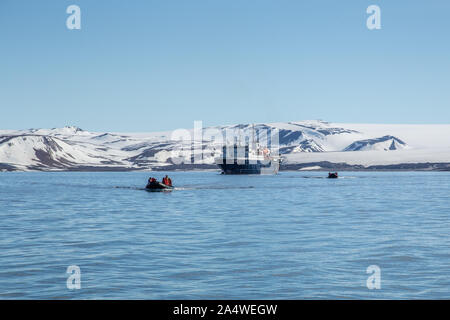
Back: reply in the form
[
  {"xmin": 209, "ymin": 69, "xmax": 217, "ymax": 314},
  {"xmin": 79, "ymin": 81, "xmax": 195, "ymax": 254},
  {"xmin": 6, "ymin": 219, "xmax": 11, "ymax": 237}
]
[{"xmin": 162, "ymin": 175, "xmax": 172, "ymax": 186}]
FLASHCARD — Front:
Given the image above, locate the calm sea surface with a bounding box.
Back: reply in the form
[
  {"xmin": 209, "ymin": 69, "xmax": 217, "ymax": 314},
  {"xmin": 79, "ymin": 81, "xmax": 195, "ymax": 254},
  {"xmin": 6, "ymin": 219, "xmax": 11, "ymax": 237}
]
[{"xmin": 0, "ymin": 171, "xmax": 449, "ymax": 299}]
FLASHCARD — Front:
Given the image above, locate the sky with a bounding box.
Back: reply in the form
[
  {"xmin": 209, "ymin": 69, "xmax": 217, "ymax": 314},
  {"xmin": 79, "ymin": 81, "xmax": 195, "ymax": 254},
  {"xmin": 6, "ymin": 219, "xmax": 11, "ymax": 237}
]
[{"xmin": 1, "ymin": 0, "xmax": 449, "ymax": 132}]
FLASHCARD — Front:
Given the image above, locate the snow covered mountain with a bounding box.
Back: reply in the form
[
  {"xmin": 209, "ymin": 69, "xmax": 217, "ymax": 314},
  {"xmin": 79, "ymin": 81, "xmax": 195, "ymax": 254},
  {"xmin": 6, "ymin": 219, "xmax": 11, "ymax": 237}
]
[
  {"xmin": 1, "ymin": 121, "xmax": 450, "ymax": 171},
  {"xmin": 0, "ymin": 134, "xmax": 130, "ymax": 171},
  {"xmin": 343, "ymin": 135, "xmax": 408, "ymax": 151}
]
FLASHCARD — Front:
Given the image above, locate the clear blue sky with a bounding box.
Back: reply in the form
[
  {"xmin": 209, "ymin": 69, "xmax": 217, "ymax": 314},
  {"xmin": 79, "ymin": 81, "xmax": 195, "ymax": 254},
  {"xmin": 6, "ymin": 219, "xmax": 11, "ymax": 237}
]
[{"xmin": 1, "ymin": 0, "xmax": 449, "ymax": 132}]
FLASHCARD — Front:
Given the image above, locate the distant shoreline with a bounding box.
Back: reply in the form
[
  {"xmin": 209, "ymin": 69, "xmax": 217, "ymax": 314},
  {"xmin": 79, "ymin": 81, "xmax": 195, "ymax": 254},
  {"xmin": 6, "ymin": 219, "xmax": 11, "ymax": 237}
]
[{"xmin": 2, "ymin": 162, "xmax": 449, "ymax": 172}]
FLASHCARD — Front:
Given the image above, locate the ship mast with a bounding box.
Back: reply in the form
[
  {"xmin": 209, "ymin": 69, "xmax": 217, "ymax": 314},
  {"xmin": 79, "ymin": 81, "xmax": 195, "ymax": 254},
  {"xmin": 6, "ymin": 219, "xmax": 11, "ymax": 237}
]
[{"xmin": 251, "ymin": 124, "xmax": 256, "ymax": 150}]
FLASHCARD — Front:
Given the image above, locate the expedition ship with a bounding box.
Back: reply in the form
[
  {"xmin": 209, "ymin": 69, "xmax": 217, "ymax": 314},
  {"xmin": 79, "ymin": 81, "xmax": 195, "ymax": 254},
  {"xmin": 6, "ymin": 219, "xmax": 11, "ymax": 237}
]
[{"xmin": 214, "ymin": 143, "xmax": 281, "ymax": 174}]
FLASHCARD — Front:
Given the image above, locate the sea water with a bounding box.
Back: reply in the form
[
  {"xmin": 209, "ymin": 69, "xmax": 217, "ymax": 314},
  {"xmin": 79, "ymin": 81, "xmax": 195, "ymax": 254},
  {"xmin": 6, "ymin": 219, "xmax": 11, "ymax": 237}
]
[{"xmin": 0, "ymin": 171, "xmax": 449, "ymax": 299}]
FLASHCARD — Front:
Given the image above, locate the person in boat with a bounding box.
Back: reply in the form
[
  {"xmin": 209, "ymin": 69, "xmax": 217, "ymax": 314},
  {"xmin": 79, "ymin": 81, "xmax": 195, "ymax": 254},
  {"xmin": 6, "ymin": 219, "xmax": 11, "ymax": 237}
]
[
  {"xmin": 162, "ymin": 175, "xmax": 172, "ymax": 187},
  {"xmin": 147, "ymin": 177, "xmax": 158, "ymax": 188},
  {"xmin": 328, "ymin": 172, "xmax": 338, "ymax": 178}
]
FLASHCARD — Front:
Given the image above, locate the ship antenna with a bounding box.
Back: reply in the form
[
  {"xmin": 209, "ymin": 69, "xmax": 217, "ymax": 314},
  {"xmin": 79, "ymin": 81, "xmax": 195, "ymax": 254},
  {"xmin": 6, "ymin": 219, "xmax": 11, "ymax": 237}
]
[
  {"xmin": 256, "ymin": 125, "xmax": 259, "ymax": 145},
  {"xmin": 238, "ymin": 127, "xmax": 242, "ymax": 146},
  {"xmin": 252, "ymin": 124, "xmax": 256, "ymax": 149}
]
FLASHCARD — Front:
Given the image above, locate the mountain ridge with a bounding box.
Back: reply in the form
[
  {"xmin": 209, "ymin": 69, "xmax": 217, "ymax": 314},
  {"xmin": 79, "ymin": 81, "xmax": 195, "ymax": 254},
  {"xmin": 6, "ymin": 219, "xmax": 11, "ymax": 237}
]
[{"xmin": 1, "ymin": 121, "xmax": 450, "ymax": 171}]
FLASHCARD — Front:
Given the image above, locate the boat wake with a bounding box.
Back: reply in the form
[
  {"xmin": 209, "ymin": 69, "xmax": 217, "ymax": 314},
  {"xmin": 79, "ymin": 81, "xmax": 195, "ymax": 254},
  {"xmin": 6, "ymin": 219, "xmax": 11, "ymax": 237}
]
[
  {"xmin": 113, "ymin": 185, "xmax": 256, "ymax": 191},
  {"xmin": 300, "ymin": 176, "xmax": 358, "ymax": 179}
]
